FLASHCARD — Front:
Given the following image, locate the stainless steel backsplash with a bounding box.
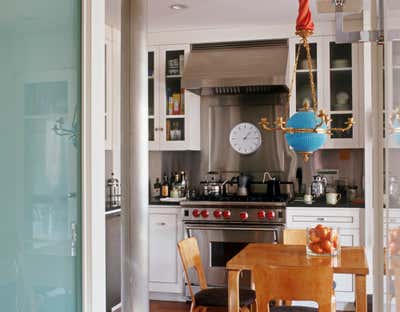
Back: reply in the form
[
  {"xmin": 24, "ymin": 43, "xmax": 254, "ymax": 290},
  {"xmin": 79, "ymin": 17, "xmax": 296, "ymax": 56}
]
[{"xmin": 149, "ymin": 94, "xmax": 364, "ymax": 194}]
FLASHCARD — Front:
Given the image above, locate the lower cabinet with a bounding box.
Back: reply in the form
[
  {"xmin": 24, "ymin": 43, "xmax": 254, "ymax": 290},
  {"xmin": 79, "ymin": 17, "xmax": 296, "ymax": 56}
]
[
  {"xmin": 286, "ymin": 207, "xmax": 363, "ymax": 307},
  {"xmin": 149, "ymin": 206, "xmax": 184, "ymax": 296}
]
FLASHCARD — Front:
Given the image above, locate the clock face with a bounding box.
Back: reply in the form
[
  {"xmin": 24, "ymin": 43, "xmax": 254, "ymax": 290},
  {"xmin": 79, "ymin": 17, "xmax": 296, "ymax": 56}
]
[{"xmin": 229, "ymin": 122, "xmax": 262, "ymax": 155}]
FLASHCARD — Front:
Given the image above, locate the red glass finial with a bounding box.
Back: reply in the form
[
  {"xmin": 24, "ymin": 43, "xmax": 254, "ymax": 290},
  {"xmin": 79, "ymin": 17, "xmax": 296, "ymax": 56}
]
[{"xmin": 296, "ymin": 0, "xmax": 314, "ymax": 33}]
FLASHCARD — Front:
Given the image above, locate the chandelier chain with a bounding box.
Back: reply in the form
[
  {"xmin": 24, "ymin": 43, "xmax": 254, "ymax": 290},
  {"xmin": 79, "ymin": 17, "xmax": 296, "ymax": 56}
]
[
  {"xmin": 303, "ymin": 38, "xmax": 318, "ymax": 112},
  {"xmin": 287, "ymin": 43, "xmax": 302, "ymax": 117}
]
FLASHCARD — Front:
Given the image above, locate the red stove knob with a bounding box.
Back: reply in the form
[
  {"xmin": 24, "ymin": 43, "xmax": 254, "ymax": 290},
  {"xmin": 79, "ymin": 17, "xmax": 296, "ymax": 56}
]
[
  {"xmin": 240, "ymin": 211, "xmax": 248, "ymax": 220},
  {"xmin": 201, "ymin": 210, "xmax": 209, "ymax": 218},
  {"xmin": 223, "ymin": 210, "xmax": 231, "ymax": 219},
  {"xmin": 257, "ymin": 210, "xmax": 266, "ymax": 219},
  {"xmin": 214, "ymin": 210, "xmax": 223, "ymax": 218},
  {"xmin": 192, "ymin": 209, "xmax": 201, "ymax": 218},
  {"xmin": 266, "ymin": 210, "xmax": 275, "ymax": 220}
]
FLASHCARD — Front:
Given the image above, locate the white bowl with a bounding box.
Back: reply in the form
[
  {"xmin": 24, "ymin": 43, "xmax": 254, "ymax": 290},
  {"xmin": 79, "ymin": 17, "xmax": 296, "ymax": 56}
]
[{"xmin": 332, "ymin": 59, "xmax": 349, "ymax": 68}]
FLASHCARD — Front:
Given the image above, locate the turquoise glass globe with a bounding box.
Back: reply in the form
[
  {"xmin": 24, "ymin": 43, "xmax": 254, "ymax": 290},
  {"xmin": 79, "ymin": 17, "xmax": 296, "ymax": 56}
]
[{"xmin": 285, "ymin": 110, "xmax": 328, "ymax": 153}]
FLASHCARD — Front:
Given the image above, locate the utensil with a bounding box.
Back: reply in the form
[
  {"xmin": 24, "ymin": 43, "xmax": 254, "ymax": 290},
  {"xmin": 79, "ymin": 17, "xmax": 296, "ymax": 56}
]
[
  {"xmin": 237, "ymin": 173, "xmax": 250, "ymax": 196},
  {"xmin": 296, "ymin": 167, "xmax": 303, "ymax": 194},
  {"xmin": 311, "ymin": 175, "xmax": 327, "ymax": 199}
]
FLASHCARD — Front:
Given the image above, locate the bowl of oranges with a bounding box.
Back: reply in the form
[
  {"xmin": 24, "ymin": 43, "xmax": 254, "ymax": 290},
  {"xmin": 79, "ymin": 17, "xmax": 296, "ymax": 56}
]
[{"xmin": 306, "ymin": 224, "xmax": 339, "ymax": 256}]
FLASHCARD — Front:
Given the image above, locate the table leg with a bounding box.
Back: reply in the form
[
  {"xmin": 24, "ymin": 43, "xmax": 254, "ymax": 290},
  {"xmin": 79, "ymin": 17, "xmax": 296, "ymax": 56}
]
[
  {"xmin": 355, "ymin": 275, "xmax": 367, "ymax": 312},
  {"xmin": 228, "ymin": 269, "xmax": 241, "ymax": 312}
]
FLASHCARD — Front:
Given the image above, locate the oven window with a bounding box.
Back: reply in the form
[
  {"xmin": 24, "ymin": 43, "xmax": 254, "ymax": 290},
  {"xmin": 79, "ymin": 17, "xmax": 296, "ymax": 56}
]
[{"xmin": 210, "ymin": 242, "xmax": 248, "ymax": 267}]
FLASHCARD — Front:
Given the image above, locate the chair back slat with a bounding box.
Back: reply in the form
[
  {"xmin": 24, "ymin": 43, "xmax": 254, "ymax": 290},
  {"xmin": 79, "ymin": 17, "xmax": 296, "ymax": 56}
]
[
  {"xmin": 177, "ymin": 237, "xmax": 208, "ymax": 300},
  {"xmin": 253, "ymin": 264, "xmax": 334, "ymax": 312}
]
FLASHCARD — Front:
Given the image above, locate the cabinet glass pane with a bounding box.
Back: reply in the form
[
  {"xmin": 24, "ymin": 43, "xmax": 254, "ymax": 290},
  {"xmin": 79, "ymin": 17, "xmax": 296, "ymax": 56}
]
[
  {"xmin": 0, "ymin": 0, "xmax": 82, "ymax": 310},
  {"xmin": 296, "ymin": 72, "xmax": 318, "ymax": 111},
  {"xmin": 148, "ymin": 78, "xmax": 154, "ymax": 116},
  {"xmin": 295, "ymin": 43, "xmax": 317, "ymax": 111},
  {"xmin": 296, "ymin": 43, "xmax": 317, "ymax": 70},
  {"xmin": 165, "ymin": 50, "xmax": 184, "ymax": 76},
  {"xmin": 148, "ymin": 51, "xmax": 154, "ymax": 77},
  {"xmin": 166, "ymin": 118, "xmax": 185, "ymax": 141},
  {"xmin": 149, "ymin": 118, "xmax": 155, "ymax": 141},
  {"xmin": 330, "ymin": 114, "xmax": 353, "ymax": 139},
  {"xmin": 330, "ymin": 42, "xmax": 352, "ymax": 68},
  {"xmin": 166, "ymin": 50, "xmax": 185, "ymax": 116},
  {"xmin": 330, "ymin": 71, "xmax": 352, "ymax": 111}
]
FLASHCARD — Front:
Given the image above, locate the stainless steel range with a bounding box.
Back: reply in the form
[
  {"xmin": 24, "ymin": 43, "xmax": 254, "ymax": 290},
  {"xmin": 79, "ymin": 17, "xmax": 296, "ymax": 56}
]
[{"xmin": 181, "ymin": 196, "xmax": 287, "ymax": 292}]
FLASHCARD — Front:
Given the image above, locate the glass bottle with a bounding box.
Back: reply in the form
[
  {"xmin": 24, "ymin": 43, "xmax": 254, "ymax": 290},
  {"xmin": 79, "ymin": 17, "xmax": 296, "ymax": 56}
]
[{"xmin": 161, "ymin": 173, "xmax": 169, "ymax": 198}]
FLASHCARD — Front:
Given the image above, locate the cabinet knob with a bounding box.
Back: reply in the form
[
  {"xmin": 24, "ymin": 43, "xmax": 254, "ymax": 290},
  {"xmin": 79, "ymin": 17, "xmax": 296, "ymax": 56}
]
[
  {"xmin": 317, "ymin": 217, "xmax": 326, "ymax": 221},
  {"xmin": 157, "ymin": 222, "xmax": 166, "ymax": 226}
]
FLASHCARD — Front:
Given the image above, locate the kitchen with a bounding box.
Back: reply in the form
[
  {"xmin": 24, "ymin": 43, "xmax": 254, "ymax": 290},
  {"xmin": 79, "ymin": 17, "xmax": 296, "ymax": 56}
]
[{"xmin": 103, "ymin": 0, "xmax": 398, "ymax": 312}]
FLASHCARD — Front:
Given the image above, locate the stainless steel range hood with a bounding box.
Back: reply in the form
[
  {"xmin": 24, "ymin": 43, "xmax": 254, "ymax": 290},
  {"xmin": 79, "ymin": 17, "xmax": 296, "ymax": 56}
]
[{"xmin": 182, "ymin": 40, "xmax": 289, "ymax": 95}]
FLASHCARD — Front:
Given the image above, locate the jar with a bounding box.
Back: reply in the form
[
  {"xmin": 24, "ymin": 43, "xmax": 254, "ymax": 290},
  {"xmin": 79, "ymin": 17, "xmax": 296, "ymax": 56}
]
[{"xmin": 306, "ymin": 225, "xmax": 340, "ymax": 256}]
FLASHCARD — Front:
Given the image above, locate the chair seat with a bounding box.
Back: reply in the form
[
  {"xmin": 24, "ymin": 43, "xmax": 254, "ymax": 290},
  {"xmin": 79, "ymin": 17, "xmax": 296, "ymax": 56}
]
[
  {"xmin": 194, "ymin": 287, "xmax": 256, "ymax": 307},
  {"xmin": 271, "ymin": 307, "xmax": 318, "ymax": 312}
]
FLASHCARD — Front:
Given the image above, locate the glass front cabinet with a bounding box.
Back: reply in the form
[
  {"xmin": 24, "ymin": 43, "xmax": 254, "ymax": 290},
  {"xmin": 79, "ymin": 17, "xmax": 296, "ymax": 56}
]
[
  {"xmin": 148, "ymin": 45, "xmax": 200, "ymax": 151},
  {"xmin": 289, "ymin": 37, "xmax": 362, "ymax": 149}
]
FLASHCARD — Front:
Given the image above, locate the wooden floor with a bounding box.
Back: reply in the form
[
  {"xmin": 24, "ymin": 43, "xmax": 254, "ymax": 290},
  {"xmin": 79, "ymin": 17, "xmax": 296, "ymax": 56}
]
[{"xmin": 150, "ymin": 300, "xmax": 191, "ymax": 312}]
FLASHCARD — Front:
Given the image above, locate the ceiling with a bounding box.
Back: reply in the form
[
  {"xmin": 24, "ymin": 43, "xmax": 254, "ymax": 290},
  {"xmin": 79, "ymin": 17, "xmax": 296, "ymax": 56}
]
[{"xmin": 106, "ymin": 0, "xmax": 335, "ymax": 33}]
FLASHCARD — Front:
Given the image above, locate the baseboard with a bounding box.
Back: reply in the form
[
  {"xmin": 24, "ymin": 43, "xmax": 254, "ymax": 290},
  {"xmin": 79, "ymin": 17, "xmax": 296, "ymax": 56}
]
[{"xmin": 149, "ymin": 292, "xmax": 187, "ymax": 302}]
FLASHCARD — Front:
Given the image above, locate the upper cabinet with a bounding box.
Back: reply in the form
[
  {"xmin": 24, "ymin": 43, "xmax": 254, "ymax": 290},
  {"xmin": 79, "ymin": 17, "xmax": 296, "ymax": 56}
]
[
  {"xmin": 289, "ymin": 37, "xmax": 363, "ymax": 149},
  {"xmin": 148, "ymin": 45, "xmax": 201, "ymax": 151}
]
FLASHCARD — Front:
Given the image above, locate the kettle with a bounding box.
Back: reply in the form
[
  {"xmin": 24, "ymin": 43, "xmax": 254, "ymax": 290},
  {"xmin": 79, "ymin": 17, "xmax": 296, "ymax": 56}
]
[{"xmin": 311, "ymin": 175, "xmax": 327, "ymax": 199}]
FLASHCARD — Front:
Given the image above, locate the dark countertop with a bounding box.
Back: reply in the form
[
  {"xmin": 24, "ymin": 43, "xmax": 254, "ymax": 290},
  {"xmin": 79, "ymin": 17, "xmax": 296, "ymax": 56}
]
[
  {"xmin": 149, "ymin": 199, "xmax": 182, "ymax": 206},
  {"xmin": 150, "ymin": 199, "xmax": 364, "ymax": 208},
  {"xmin": 287, "ymin": 199, "xmax": 365, "ymax": 208}
]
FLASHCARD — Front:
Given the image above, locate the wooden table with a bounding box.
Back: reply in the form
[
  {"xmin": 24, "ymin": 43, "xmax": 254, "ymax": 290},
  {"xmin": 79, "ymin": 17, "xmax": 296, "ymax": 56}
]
[{"xmin": 227, "ymin": 244, "xmax": 369, "ymax": 312}]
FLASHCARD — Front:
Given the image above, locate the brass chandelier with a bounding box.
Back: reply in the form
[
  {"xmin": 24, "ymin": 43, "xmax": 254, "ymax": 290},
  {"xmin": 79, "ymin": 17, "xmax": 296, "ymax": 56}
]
[{"xmin": 259, "ymin": 0, "xmax": 354, "ymax": 162}]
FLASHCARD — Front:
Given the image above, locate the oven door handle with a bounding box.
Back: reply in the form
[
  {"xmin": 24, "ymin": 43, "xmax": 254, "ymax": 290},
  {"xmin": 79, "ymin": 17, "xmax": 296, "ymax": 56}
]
[{"xmin": 185, "ymin": 225, "xmax": 280, "ymax": 242}]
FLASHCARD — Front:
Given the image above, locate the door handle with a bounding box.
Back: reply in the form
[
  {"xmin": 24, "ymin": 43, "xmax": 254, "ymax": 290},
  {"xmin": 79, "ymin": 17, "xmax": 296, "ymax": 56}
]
[{"xmin": 71, "ymin": 222, "xmax": 78, "ymax": 257}]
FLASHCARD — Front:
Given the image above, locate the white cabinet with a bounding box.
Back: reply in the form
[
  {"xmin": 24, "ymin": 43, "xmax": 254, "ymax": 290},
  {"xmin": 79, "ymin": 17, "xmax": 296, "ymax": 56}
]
[
  {"xmin": 149, "ymin": 206, "xmax": 184, "ymax": 295},
  {"xmin": 288, "ymin": 36, "xmax": 363, "ymax": 149},
  {"xmin": 148, "ymin": 45, "xmax": 201, "ymax": 151},
  {"xmin": 286, "ymin": 207, "xmax": 363, "ymax": 304}
]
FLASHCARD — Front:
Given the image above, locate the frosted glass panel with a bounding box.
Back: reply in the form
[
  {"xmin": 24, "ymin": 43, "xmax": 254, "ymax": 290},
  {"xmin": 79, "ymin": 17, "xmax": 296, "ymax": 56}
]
[{"xmin": 0, "ymin": 1, "xmax": 81, "ymax": 311}]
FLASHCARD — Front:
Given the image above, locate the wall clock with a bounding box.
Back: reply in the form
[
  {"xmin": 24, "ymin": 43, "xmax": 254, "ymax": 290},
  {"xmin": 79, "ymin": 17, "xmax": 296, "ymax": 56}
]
[{"xmin": 229, "ymin": 122, "xmax": 262, "ymax": 155}]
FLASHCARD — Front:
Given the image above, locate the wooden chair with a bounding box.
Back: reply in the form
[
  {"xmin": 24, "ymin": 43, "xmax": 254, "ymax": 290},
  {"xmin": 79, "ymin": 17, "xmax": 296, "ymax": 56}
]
[
  {"xmin": 283, "ymin": 229, "xmax": 307, "ymax": 245},
  {"xmin": 177, "ymin": 237, "xmax": 255, "ymax": 312},
  {"xmin": 253, "ymin": 264, "xmax": 336, "ymax": 312}
]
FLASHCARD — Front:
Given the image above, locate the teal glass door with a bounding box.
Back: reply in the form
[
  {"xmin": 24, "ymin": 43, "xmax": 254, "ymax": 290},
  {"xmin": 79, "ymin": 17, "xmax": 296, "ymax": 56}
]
[{"xmin": 0, "ymin": 1, "xmax": 82, "ymax": 311}]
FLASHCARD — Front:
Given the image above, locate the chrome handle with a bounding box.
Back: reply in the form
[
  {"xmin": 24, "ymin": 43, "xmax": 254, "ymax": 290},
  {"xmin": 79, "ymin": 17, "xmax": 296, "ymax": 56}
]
[
  {"xmin": 317, "ymin": 217, "xmax": 327, "ymax": 221},
  {"xmin": 71, "ymin": 222, "xmax": 78, "ymax": 257},
  {"xmin": 185, "ymin": 225, "xmax": 280, "ymax": 232}
]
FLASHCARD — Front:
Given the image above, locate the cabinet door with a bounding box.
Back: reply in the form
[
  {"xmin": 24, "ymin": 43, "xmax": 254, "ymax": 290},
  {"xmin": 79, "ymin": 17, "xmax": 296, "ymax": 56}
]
[
  {"xmin": 289, "ymin": 37, "xmax": 324, "ymax": 114},
  {"xmin": 149, "ymin": 213, "xmax": 178, "ymax": 284},
  {"xmin": 159, "ymin": 45, "xmax": 190, "ymax": 150},
  {"xmin": 149, "ymin": 48, "xmax": 160, "ymax": 150},
  {"xmin": 323, "ymin": 40, "xmax": 361, "ymax": 148}
]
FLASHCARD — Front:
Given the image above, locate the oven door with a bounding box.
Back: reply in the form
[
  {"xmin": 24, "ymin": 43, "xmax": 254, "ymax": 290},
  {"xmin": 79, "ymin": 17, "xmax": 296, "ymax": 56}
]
[{"xmin": 184, "ymin": 223, "xmax": 283, "ymax": 287}]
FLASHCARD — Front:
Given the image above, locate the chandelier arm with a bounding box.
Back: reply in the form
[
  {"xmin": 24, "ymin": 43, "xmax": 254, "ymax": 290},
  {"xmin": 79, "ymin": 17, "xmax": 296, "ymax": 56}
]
[
  {"xmin": 302, "ymin": 37, "xmax": 318, "ymax": 112},
  {"xmin": 327, "ymin": 118, "xmax": 355, "ymax": 134}
]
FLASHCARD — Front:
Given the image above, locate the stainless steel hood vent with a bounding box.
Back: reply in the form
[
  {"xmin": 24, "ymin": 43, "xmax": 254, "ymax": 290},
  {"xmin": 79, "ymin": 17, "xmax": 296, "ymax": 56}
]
[{"xmin": 182, "ymin": 40, "xmax": 289, "ymax": 96}]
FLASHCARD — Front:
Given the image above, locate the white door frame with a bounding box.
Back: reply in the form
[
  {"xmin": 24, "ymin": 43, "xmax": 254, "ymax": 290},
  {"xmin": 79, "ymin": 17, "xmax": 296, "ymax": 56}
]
[{"xmin": 82, "ymin": 0, "xmax": 106, "ymax": 311}]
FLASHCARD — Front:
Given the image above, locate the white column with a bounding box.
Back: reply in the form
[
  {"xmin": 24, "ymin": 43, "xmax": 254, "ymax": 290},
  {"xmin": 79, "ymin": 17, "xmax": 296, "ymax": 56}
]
[{"xmin": 121, "ymin": 0, "xmax": 149, "ymax": 311}]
